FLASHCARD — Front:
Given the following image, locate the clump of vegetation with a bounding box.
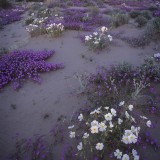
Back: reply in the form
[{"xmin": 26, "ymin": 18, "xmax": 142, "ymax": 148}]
[
  {"xmin": 123, "ymin": 35, "xmax": 150, "ymax": 48},
  {"xmin": 141, "ymin": 10, "xmax": 152, "ymax": 20},
  {"xmin": 129, "ymin": 10, "xmax": 141, "ymax": 19},
  {"xmin": 135, "ymin": 15, "xmax": 148, "ymax": 27},
  {"xmin": 145, "ymin": 17, "xmax": 160, "ymax": 41},
  {"xmin": 25, "ymin": 17, "xmax": 35, "ymax": 25},
  {"xmin": 112, "ymin": 13, "xmax": 129, "ymax": 27},
  {"xmin": 0, "ymin": 50, "xmax": 64, "ymax": 90},
  {"xmin": 37, "ymin": 8, "xmax": 52, "ymax": 18},
  {"xmin": 11, "ymin": 134, "xmax": 53, "ymax": 160},
  {"xmin": 46, "ymin": 23, "xmax": 64, "ymax": 37},
  {"xmin": 130, "ymin": 10, "xmax": 152, "ymax": 20},
  {"xmin": 89, "ymin": 6, "xmax": 100, "ymax": 17},
  {"xmin": 84, "ymin": 26, "xmax": 112, "ymax": 51}
]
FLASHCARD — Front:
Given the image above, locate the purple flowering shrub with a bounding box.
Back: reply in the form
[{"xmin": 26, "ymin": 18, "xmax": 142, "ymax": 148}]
[
  {"xmin": 85, "ymin": 58, "xmax": 160, "ymax": 106},
  {"xmin": 0, "ymin": 50, "xmax": 64, "ymax": 90},
  {"xmin": 0, "ymin": 6, "xmax": 26, "ymax": 26}
]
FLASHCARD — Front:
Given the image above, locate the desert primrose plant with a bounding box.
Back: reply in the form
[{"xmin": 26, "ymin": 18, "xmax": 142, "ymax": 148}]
[
  {"xmin": 84, "ymin": 26, "xmax": 113, "ymax": 51},
  {"xmin": 26, "ymin": 17, "xmax": 48, "ymax": 37},
  {"xmin": 46, "ymin": 22, "xmax": 64, "ymax": 37},
  {"xmin": 68, "ymin": 101, "xmax": 153, "ymax": 160}
]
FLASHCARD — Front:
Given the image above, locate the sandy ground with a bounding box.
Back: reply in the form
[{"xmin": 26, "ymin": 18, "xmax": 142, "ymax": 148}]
[{"xmin": 0, "ymin": 12, "xmax": 160, "ymax": 159}]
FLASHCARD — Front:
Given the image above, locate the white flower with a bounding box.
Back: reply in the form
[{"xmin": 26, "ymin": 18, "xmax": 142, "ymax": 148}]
[
  {"xmin": 109, "ymin": 121, "xmax": 114, "ymax": 128},
  {"xmin": 94, "ymin": 41, "xmax": 99, "ymax": 44},
  {"xmin": 154, "ymin": 53, "xmax": 160, "ymax": 58},
  {"xmin": 90, "ymin": 107, "xmax": 101, "ymax": 115},
  {"xmin": 96, "ymin": 143, "xmax": 104, "ymax": 150},
  {"xmin": 77, "ymin": 142, "xmax": 83, "ymax": 151},
  {"xmin": 90, "ymin": 126, "xmax": 99, "ymax": 134},
  {"xmin": 125, "ymin": 111, "xmax": 130, "ymax": 119},
  {"xmin": 140, "ymin": 115, "xmax": 148, "ymax": 119},
  {"xmin": 146, "ymin": 120, "xmax": 151, "ymax": 127},
  {"xmin": 122, "ymin": 135, "xmax": 129, "ymax": 144},
  {"xmin": 132, "ymin": 149, "xmax": 138, "ymax": 156},
  {"xmin": 83, "ymin": 133, "xmax": 89, "ymax": 138},
  {"xmin": 101, "ymin": 26, "xmax": 108, "ymax": 33},
  {"xmin": 108, "ymin": 35, "xmax": 113, "ymax": 41},
  {"xmin": 110, "ymin": 108, "xmax": 116, "ymax": 116},
  {"xmin": 99, "ymin": 122, "xmax": 107, "ymax": 132},
  {"xmin": 68, "ymin": 125, "xmax": 74, "ymax": 129},
  {"xmin": 131, "ymin": 126, "xmax": 140, "ymax": 136},
  {"xmin": 128, "ymin": 133, "xmax": 137, "ymax": 143},
  {"xmin": 91, "ymin": 120, "xmax": 99, "ymax": 127},
  {"xmin": 118, "ymin": 118, "xmax": 123, "ymax": 125},
  {"xmin": 114, "ymin": 149, "xmax": 122, "ymax": 159},
  {"xmin": 104, "ymin": 113, "xmax": 112, "ymax": 121},
  {"xmin": 134, "ymin": 155, "xmax": 140, "ymax": 160},
  {"xmin": 104, "ymin": 106, "xmax": 109, "ymax": 110},
  {"xmin": 124, "ymin": 130, "xmax": 132, "ymax": 136},
  {"xmin": 128, "ymin": 104, "xmax": 133, "ymax": 111},
  {"xmin": 69, "ymin": 131, "xmax": 75, "ymax": 138},
  {"xmin": 122, "ymin": 154, "xmax": 130, "ymax": 160},
  {"xmin": 78, "ymin": 114, "xmax": 83, "ymax": 121},
  {"xmin": 85, "ymin": 35, "xmax": 90, "ymax": 41},
  {"xmin": 93, "ymin": 32, "xmax": 98, "ymax": 35},
  {"xmin": 119, "ymin": 101, "xmax": 125, "ymax": 106}
]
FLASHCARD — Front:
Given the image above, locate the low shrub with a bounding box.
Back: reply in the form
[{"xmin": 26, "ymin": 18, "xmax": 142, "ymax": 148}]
[
  {"xmin": 141, "ymin": 10, "xmax": 152, "ymax": 20},
  {"xmin": 145, "ymin": 17, "xmax": 160, "ymax": 41},
  {"xmin": 129, "ymin": 10, "xmax": 141, "ymax": 19},
  {"xmin": 112, "ymin": 13, "xmax": 129, "ymax": 27},
  {"xmin": 37, "ymin": 8, "xmax": 52, "ymax": 18},
  {"xmin": 26, "ymin": 23, "xmax": 47, "ymax": 37},
  {"xmin": 89, "ymin": 6, "xmax": 100, "ymax": 17},
  {"xmin": 25, "ymin": 17, "xmax": 34, "ymax": 25},
  {"xmin": 135, "ymin": 15, "xmax": 148, "ymax": 27}
]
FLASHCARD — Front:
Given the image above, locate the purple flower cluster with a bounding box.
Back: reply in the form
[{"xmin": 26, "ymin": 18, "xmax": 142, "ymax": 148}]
[
  {"xmin": 61, "ymin": 9, "xmax": 110, "ymax": 31},
  {"xmin": 140, "ymin": 132, "xmax": 160, "ymax": 151},
  {"xmin": 86, "ymin": 58, "xmax": 160, "ymax": 106},
  {"xmin": 0, "ymin": 50, "xmax": 64, "ymax": 90},
  {"xmin": 0, "ymin": 6, "xmax": 25, "ymax": 25},
  {"xmin": 153, "ymin": 10, "xmax": 160, "ymax": 17},
  {"xmin": 11, "ymin": 134, "xmax": 53, "ymax": 160}
]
